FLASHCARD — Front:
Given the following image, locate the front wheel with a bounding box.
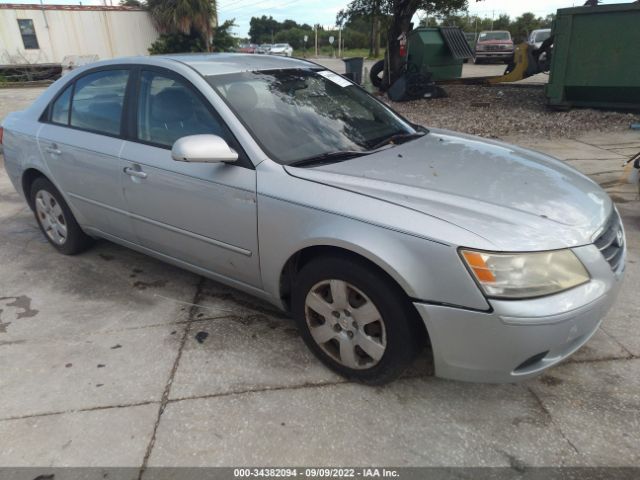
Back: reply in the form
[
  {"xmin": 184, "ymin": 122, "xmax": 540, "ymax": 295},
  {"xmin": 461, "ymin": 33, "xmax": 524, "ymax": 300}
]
[{"xmin": 292, "ymin": 255, "xmax": 423, "ymax": 384}]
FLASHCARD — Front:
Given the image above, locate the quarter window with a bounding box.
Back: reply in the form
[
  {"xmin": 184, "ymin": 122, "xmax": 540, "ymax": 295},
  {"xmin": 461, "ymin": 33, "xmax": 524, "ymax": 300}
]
[
  {"xmin": 137, "ymin": 70, "xmax": 225, "ymax": 148},
  {"xmin": 70, "ymin": 70, "xmax": 129, "ymax": 136},
  {"xmin": 17, "ymin": 19, "xmax": 39, "ymax": 49},
  {"xmin": 51, "ymin": 84, "xmax": 72, "ymax": 125}
]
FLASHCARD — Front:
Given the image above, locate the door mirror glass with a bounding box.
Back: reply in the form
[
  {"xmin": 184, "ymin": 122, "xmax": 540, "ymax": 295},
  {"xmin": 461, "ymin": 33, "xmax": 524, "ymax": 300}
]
[{"xmin": 171, "ymin": 134, "xmax": 238, "ymax": 164}]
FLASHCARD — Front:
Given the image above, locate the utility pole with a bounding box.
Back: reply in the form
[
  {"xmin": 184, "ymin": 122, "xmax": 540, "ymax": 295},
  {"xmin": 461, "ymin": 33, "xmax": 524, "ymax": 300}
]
[
  {"xmin": 314, "ymin": 25, "xmax": 318, "ymax": 57},
  {"xmin": 338, "ymin": 26, "xmax": 342, "ymax": 58}
]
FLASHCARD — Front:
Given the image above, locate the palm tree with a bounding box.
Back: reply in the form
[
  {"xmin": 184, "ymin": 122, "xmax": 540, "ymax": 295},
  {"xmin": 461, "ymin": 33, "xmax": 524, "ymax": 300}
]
[{"xmin": 147, "ymin": 0, "xmax": 218, "ymax": 51}]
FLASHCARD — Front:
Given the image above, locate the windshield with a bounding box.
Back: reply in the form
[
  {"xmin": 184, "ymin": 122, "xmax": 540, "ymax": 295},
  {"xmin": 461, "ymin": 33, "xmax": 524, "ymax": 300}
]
[
  {"xmin": 207, "ymin": 69, "xmax": 414, "ymax": 165},
  {"xmin": 534, "ymin": 31, "xmax": 551, "ymax": 43},
  {"xmin": 479, "ymin": 31, "xmax": 510, "ymax": 41},
  {"xmin": 273, "ymin": 44, "xmax": 288, "ymax": 48}
]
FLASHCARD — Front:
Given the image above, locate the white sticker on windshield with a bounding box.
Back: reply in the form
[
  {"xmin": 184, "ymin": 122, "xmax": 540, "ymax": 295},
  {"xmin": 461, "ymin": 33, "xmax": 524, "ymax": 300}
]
[{"xmin": 317, "ymin": 70, "xmax": 353, "ymax": 87}]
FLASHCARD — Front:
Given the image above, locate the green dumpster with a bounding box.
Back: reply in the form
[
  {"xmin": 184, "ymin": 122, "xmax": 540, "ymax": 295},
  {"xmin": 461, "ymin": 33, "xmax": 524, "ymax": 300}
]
[
  {"xmin": 406, "ymin": 27, "xmax": 472, "ymax": 81},
  {"xmin": 546, "ymin": 2, "xmax": 640, "ymax": 110}
]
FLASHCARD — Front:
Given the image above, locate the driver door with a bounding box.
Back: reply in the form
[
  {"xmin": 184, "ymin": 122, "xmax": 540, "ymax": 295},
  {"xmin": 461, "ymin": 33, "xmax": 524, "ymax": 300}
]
[{"xmin": 119, "ymin": 68, "xmax": 260, "ymax": 288}]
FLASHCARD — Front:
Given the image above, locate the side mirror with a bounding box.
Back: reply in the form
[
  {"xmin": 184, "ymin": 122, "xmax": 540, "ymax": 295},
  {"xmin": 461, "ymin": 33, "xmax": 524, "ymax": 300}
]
[{"xmin": 171, "ymin": 134, "xmax": 238, "ymax": 164}]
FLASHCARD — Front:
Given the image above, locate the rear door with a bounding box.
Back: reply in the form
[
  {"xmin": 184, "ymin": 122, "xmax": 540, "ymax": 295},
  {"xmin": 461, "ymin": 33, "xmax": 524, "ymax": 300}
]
[
  {"xmin": 38, "ymin": 67, "xmax": 135, "ymax": 242},
  {"xmin": 119, "ymin": 67, "xmax": 261, "ymax": 288}
]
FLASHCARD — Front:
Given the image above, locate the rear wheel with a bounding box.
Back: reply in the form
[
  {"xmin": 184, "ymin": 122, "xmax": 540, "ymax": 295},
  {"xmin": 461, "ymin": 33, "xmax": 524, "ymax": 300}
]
[
  {"xmin": 30, "ymin": 177, "xmax": 93, "ymax": 255},
  {"xmin": 292, "ymin": 255, "xmax": 423, "ymax": 384}
]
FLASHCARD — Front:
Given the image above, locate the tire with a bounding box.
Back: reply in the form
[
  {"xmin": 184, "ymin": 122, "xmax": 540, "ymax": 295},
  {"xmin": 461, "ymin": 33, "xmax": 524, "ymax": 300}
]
[
  {"xmin": 369, "ymin": 59, "xmax": 385, "ymax": 89},
  {"xmin": 30, "ymin": 177, "xmax": 93, "ymax": 255},
  {"xmin": 292, "ymin": 255, "xmax": 423, "ymax": 384}
]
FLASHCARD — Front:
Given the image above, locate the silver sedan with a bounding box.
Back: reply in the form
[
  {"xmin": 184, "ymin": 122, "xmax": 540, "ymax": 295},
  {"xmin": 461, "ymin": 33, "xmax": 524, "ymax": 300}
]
[{"xmin": 0, "ymin": 54, "xmax": 625, "ymax": 384}]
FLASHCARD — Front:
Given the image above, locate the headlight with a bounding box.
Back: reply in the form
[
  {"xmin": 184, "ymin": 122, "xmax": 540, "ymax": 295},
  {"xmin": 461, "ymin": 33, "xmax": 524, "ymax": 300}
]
[{"xmin": 460, "ymin": 249, "xmax": 590, "ymax": 299}]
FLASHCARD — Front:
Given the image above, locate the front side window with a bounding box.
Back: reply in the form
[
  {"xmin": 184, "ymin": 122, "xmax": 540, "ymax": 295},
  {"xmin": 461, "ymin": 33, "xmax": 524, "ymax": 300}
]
[
  {"xmin": 207, "ymin": 69, "xmax": 413, "ymax": 164},
  {"xmin": 534, "ymin": 31, "xmax": 551, "ymax": 43},
  {"xmin": 137, "ymin": 71, "xmax": 226, "ymax": 148},
  {"xmin": 70, "ymin": 70, "xmax": 129, "ymax": 136},
  {"xmin": 17, "ymin": 19, "xmax": 39, "ymax": 49}
]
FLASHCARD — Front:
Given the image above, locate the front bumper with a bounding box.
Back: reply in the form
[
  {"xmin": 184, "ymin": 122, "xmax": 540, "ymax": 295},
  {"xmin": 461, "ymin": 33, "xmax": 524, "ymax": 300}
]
[
  {"xmin": 415, "ymin": 244, "xmax": 625, "ymax": 383},
  {"xmin": 475, "ymin": 51, "xmax": 513, "ymax": 59}
]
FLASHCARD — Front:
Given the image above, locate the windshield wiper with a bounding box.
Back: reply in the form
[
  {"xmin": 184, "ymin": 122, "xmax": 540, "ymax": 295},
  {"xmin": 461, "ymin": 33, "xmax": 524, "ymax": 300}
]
[
  {"xmin": 369, "ymin": 131, "xmax": 426, "ymax": 150},
  {"xmin": 288, "ymin": 150, "xmax": 369, "ymax": 168}
]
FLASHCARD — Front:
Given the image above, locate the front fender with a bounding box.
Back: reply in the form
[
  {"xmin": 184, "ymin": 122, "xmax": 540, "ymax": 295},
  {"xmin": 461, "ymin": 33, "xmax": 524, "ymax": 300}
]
[{"xmin": 257, "ymin": 163, "xmax": 490, "ymax": 311}]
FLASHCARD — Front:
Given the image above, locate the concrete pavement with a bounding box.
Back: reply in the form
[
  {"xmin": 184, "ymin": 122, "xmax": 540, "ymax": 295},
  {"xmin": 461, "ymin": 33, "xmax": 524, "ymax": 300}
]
[{"xmin": 0, "ymin": 87, "xmax": 638, "ymax": 470}]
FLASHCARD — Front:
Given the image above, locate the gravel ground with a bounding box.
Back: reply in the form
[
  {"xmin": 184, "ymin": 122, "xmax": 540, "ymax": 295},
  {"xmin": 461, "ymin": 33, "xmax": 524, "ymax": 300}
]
[{"xmin": 388, "ymin": 85, "xmax": 640, "ymax": 140}]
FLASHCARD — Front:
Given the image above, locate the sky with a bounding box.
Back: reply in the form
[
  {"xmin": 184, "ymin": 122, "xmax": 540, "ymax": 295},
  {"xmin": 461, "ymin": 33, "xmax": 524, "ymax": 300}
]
[
  {"xmin": 218, "ymin": 0, "xmax": 633, "ymax": 37},
  {"xmin": 7, "ymin": 0, "xmax": 635, "ymax": 37}
]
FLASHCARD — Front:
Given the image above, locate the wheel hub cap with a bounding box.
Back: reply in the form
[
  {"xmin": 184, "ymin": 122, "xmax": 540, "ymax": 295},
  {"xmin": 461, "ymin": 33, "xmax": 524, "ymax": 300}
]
[
  {"xmin": 304, "ymin": 279, "xmax": 387, "ymax": 370},
  {"xmin": 35, "ymin": 190, "xmax": 67, "ymax": 245}
]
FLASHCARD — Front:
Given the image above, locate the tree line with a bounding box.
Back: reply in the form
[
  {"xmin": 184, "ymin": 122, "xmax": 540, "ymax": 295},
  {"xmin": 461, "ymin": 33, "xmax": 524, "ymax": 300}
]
[
  {"xmin": 246, "ymin": 10, "xmax": 556, "ymax": 56},
  {"xmin": 246, "ymin": 15, "xmax": 386, "ymax": 53}
]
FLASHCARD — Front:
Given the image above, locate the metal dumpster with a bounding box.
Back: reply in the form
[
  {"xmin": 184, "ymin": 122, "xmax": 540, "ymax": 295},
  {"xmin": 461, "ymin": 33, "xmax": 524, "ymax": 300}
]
[
  {"xmin": 546, "ymin": 2, "xmax": 640, "ymax": 110},
  {"xmin": 406, "ymin": 27, "xmax": 473, "ymax": 81}
]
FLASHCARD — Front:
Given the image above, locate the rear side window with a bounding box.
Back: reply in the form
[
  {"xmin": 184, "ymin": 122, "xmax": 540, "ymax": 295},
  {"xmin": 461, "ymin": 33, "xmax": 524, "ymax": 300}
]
[
  {"xmin": 70, "ymin": 70, "xmax": 129, "ymax": 136},
  {"xmin": 136, "ymin": 70, "xmax": 225, "ymax": 148},
  {"xmin": 51, "ymin": 84, "xmax": 72, "ymax": 125}
]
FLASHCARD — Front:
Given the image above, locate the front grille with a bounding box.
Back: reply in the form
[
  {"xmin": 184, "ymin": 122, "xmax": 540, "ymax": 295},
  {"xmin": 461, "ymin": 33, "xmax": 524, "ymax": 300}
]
[{"xmin": 594, "ymin": 211, "xmax": 625, "ymax": 272}]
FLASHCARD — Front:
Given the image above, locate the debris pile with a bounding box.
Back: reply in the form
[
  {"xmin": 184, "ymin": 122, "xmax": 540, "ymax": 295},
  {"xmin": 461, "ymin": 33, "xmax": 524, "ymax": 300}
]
[{"xmin": 390, "ymin": 85, "xmax": 640, "ymax": 140}]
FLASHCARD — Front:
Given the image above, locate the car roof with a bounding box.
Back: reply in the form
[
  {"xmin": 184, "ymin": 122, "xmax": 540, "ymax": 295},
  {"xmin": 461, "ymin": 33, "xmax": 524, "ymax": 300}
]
[
  {"xmin": 62, "ymin": 53, "xmax": 320, "ymax": 79},
  {"xmin": 159, "ymin": 53, "xmax": 316, "ymax": 76}
]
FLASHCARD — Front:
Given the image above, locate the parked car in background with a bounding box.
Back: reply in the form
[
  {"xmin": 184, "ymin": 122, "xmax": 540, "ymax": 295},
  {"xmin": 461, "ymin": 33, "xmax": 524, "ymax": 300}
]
[
  {"xmin": 0, "ymin": 54, "xmax": 625, "ymax": 385},
  {"xmin": 528, "ymin": 28, "xmax": 552, "ymax": 50},
  {"xmin": 256, "ymin": 44, "xmax": 272, "ymax": 54},
  {"xmin": 269, "ymin": 43, "xmax": 293, "ymax": 57},
  {"xmin": 238, "ymin": 44, "xmax": 258, "ymax": 54},
  {"xmin": 474, "ymin": 30, "xmax": 514, "ymax": 64}
]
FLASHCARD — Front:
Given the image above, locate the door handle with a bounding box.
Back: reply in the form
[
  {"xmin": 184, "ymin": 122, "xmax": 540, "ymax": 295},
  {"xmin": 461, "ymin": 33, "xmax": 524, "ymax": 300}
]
[
  {"xmin": 124, "ymin": 166, "xmax": 148, "ymax": 179},
  {"xmin": 45, "ymin": 144, "xmax": 62, "ymax": 155}
]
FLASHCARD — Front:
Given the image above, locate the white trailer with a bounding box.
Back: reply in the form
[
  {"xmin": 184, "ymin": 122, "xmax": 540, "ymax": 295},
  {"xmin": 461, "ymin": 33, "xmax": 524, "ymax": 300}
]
[{"xmin": 0, "ymin": 3, "xmax": 159, "ymax": 68}]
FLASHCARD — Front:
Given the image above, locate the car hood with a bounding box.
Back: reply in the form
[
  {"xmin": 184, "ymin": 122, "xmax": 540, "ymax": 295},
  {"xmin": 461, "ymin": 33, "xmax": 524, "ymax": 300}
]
[{"xmin": 284, "ymin": 129, "xmax": 612, "ymax": 251}]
